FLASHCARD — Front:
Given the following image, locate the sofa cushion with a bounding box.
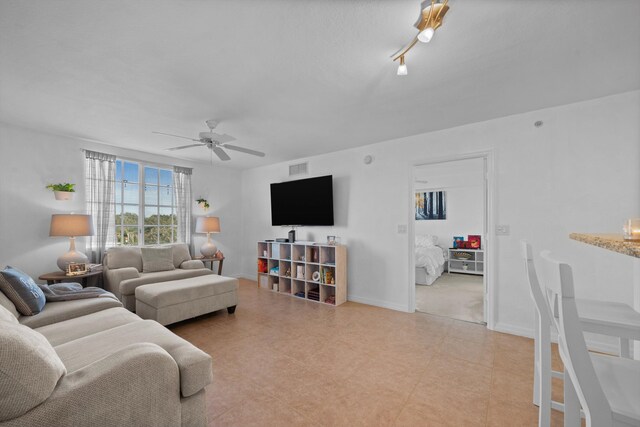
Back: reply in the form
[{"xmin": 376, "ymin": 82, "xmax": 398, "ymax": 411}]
[
  {"xmin": 0, "ymin": 303, "xmax": 18, "ymax": 324},
  {"xmin": 0, "ymin": 322, "xmax": 66, "ymax": 421},
  {"xmin": 19, "ymin": 295, "xmax": 122, "ymax": 329},
  {"xmin": 0, "ymin": 289, "xmax": 20, "ymax": 319},
  {"xmin": 169, "ymin": 243, "xmax": 192, "ymax": 268},
  {"xmin": 119, "ymin": 268, "xmax": 213, "ymax": 296},
  {"xmin": 35, "ymin": 307, "xmax": 142, "ymax": 346},
  {"xmin": 0, "ymin": 266, "xmax": 46, "ymax": 315},
  {"xmin": 136, "ymin": 275, "xmax": 238, "ymax": 308},
  {"xmin": 54, "ymin": 320, "xmax": 212, "ymax": 397},
  {"xmin": 140, "ymin": 247, "xmax": 175, "ymax": 273},
  {"xmin": 106, "ymin": 246, "xmax": 143, "ymax": 271}
]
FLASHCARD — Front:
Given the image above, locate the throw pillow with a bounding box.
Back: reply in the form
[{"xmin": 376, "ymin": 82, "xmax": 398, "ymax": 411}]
[
  {"xmin": 168, "ymin": 243, "xmax": 192, "ymax": 268},
  {"xmin": 0, "ymin": 266, "xmax": 46, "ymax": 315},
  {"xmin": 106, "ymin": 246, "xmax": 143, "ymax": 271},
  {"xmin": 0, "ymin": 322, "xmax": 67, "ymax": 421},
  {"xmin": 140, "ymin": 247, "xmax": 175, "ymax": 273}
]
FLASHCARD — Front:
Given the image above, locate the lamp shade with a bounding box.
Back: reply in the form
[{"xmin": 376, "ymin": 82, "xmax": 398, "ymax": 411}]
[
  {"xmin": 195, "ymin": 216, "xmax": 220, "ymax": 234},
  {"xmin": 49, "ymin": 214, "xmax": 94, "ymax": 237}
]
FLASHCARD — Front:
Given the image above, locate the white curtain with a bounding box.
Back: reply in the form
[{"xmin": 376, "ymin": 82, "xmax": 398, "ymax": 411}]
[
  {"xmin": 173, "ymin": 166, "xmax": 193, "ymax": 244},
  {"xmin": 85, "ymin": 149, "xmax": 116, "ymax": 263}
]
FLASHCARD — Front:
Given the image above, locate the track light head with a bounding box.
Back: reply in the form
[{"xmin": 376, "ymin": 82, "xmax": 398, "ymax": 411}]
[
  {"xmin": 397, "ymin": 56, "xmax": 408, "ymax": 76},
  {"xmin": 417, "ymin": 27, "xmax": 435, "ymax": 43}
]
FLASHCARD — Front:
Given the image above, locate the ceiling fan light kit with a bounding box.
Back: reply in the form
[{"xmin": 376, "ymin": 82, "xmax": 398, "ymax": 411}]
[
  {"xmin": 392, "ymin": 0, "xmax": 450, "ymax": 76},
  {"xmin": 153, "ymin": 120, "xmax": 265, "ymax": 162}
]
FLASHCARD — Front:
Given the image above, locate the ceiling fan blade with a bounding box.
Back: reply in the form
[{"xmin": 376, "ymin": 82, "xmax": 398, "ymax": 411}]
[
  {"xmin": 212, "ymin": 146, "xmax": 231, "ymax": 161},
  {"xmin": 200, "ymin": 132, "xmax": 236, "ymax": 144},
  {"xmin": 166, "ymin": 144, "xmax": 204, "ymax": 151},
  {"xmin": 223, "ymin": 144, "xmax": 266, "ymax": 157},
  {"xmin": 152, "ymin": 131, "xmax": 200, "ymax": 142}
]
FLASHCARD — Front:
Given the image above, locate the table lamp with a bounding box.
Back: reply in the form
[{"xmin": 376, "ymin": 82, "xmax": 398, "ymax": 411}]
[
  {"xmin": 49, "ymin": 214, "xmax": 95, "ymax": 271},
  {"xmin": 195, "ymin": 216, "xmax": 220, "ymax": 257}
]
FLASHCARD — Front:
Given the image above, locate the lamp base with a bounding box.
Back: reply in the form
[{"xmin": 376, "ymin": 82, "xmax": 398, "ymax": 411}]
[
  {"xmin": 57, "ymin": 250, "xmax": 89, "ymax": 272},
  {"xmin": 200, "ymin": 242, "xmax": 218, "ymax": 258}
]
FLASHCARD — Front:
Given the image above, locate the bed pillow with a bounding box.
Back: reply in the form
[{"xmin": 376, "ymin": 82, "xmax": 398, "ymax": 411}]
[
  {"xmin": 140, "ymin": 247, "xmax": 175, "ymax": 273},
  {"xmin": 0, "ymin": 266, "xmax": 46, "ymax": 315},
  {"xmin": 415, "ymin": 235, "xmax": 438, "ymax": 248}
]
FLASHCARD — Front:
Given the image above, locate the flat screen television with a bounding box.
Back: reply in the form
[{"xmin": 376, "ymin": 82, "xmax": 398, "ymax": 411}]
[{"xmin": 270, "ymin": 175, "xmax": 334, "ymax": 226}]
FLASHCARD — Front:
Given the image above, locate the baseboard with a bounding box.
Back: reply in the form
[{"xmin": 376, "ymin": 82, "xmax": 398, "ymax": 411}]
[
  {"xmin": 493, "ymin": 322, "xmax": 534, "ymax": 339},
  {"xmin": 494, "ymin": 321, "xmax": 620, "ymax": 355},
  {"xmin": 347, "ymin": 294, "xmax": 409, "ymax": 313}
]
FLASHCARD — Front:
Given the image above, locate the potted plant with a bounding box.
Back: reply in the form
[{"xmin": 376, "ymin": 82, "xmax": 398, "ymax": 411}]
[
  {"xmin": 46, "ymin": 183, "xmax": 76, "ymax": 200},
  {"xmin": 196, "ymin": 198, "xmax": 210, "ymax": 211}
]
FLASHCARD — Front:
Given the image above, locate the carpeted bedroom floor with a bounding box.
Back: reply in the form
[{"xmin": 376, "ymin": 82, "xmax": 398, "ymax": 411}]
[{"xmin": 416, "ymin": 273, "xmax": 484, "ymax": 323}]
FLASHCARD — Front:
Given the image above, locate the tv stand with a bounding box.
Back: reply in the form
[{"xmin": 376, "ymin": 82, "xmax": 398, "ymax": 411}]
[{"xmin": 257, "ymin": 240, "xmax": 347, "ymax": 306}]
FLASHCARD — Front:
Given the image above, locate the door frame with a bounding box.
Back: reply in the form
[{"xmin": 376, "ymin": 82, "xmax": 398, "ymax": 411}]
[{"xmin": 407, "ymin": 150, "xmax": 496, "ymax": 329}]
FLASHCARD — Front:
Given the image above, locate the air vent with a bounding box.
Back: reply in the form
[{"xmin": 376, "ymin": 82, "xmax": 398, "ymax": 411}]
[{"xmin": 289, "ymin": 162, "xmax": 308, "ymax": 176}]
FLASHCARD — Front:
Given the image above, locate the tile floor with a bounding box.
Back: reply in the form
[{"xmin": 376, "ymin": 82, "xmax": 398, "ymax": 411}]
[{"xmin": 170, "ymin": 279, "xmax": 566, "ymax": 426}]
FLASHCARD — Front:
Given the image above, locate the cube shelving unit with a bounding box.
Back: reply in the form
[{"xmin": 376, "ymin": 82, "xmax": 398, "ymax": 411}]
[{"xmin": 257, "ymin": 241, "xmax": 347, "ymax": 306}]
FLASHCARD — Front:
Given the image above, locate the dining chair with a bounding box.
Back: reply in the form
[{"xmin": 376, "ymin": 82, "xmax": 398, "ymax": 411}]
[
  {"xmin": 521, "ymin": 241, "xmax": 640, "ymax": 426},
  {"xmin": 540, "ymin": 250, "xmax": 640, "ymax": 427}
]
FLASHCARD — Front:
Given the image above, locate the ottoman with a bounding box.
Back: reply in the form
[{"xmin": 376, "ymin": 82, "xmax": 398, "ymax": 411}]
[{"xmin": 135, "ymin": 275, "xmax": 238, "ymax": 326}]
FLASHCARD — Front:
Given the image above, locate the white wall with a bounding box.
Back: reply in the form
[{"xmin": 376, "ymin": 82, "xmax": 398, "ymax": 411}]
[
  {"xmin": 240, "ymin": 91, "xmax": 640, "ymax": 346},
  {"xmin": 0, "ymin": 122, "xmax": 243, "ymax": 279},
  {"xmin": 414, "ymin": 158, "xmax": 484, "ymax": 250}
]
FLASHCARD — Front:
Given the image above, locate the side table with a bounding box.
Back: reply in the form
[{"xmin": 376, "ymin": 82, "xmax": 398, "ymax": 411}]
[
  {"xmin": 38, "ymin": 270, "xmax": 102, "ymax": 288},
  {"xmin": 195, "ymin": 256, "xmax": 224, "ymax": 275}
]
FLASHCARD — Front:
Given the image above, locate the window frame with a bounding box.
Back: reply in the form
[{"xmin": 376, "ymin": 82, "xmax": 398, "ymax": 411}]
[{"xmin": 114, "ymin": 159, "xmax": 178, "ymax": 246}]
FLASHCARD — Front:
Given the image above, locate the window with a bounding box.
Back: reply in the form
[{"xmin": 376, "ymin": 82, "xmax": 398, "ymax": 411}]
[{"xmin": 115, "ymin": 160, "xmax": 177, "ymax": 245}]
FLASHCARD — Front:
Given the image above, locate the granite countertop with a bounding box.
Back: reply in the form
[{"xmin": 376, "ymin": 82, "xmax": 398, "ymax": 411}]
[{"xmin": 569, "ymin": 233, "xmax": 640, "ymax": 258}]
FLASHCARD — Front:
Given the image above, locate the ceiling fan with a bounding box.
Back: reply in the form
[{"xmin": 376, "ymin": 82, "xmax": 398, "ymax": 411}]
[{"xmin": 153, "ymin": 120, "xmax": 265, "ymax": 161}]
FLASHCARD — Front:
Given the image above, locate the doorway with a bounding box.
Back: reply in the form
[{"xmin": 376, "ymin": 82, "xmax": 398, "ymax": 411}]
[{"xmin": 410, "ymin": 156, "xmax": 490, "ymax": 325}]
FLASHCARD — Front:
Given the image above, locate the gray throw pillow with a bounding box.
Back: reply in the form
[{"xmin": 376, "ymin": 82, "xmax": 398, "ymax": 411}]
[
  {"xmin": 169, "ymin": 243, "xmax": 192, "ymax": 268},
  {"xmin": 106, "ymin": 246, "xmax": 143, "ymax": 271},
  {"xmin": 0, "ymin": 266, "xmax": 46, "ymax": 315},
  {"xmin": 140, "ymin": 247, "xmax": 175, "ymax": 273}
]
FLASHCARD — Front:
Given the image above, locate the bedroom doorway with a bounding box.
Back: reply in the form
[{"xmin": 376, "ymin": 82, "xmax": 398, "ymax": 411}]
[{"xmin": 411, "ymin": 156, "xmax": 488, "ymax": 324}]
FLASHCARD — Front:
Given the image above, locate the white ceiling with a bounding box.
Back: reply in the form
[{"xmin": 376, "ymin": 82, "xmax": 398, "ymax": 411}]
[{"xmin": 1, "ymin": 0, "xmax": 639, "ymax": 169}]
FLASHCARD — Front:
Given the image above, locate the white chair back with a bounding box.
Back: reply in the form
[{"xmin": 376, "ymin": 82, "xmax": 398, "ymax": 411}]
[
  {"xmin": 539, "ymin": 250, "xmax": 612, "ymax": 426},
  {"xmin": 521, "ymin": 241, "xmax": 554, "ymax": 324}
]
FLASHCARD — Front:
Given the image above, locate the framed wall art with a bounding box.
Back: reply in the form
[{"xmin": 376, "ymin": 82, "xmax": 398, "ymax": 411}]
[{"xmin": 415, "ymin": 191, "xmax": 446, "ymax": 220}]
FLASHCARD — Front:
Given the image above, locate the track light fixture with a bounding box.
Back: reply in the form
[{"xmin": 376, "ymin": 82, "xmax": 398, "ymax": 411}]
[{"xmin": 392, "ymin": 0, "xmax": 450, "ymax": 75}]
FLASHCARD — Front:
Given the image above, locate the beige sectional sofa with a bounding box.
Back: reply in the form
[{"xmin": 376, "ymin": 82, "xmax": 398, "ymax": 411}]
[
  {"xmin": 103, "ymin": 244, "xmax": 214, "ymax": 311},
  {"xmin": 0, "ymin": 289, "xmax": 212, "ymax": 427}
]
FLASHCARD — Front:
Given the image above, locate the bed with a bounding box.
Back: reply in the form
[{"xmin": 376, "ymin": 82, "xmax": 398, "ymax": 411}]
[{"xmin": 415, "ymin": 235, "xmax": 447, "ymax": 286}]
